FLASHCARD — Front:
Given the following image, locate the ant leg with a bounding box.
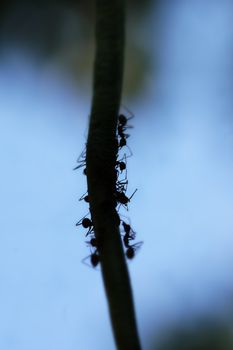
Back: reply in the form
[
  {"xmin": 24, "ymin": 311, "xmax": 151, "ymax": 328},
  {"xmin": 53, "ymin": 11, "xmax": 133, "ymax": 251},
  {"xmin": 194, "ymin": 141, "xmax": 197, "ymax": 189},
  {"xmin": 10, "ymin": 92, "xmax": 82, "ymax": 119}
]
[
  {"xmin": 121, "ymin": 104, "xmax": 135, "ymax": 121},
  {"xmin": 129, "ymin": 188, "xmax": 138, "ymax": 201},
  {"xmin": 82, "ymin": 254, "xmax": 91, "ymax": 267},
  {"xmin": 82, "ymin": 250, "xmax": 100, "ymax": 268},
  {"xmin": 76, "ymin": 149, "xmax": 86, "ymax": 163},
  {"xmin": 74, "ymin": 149, "xmax": 86, "ymax": 170},
  {"xmin": 116, "ymin": 202, "xmax": 122, "ymax": 212},
  {"xmin": 82, "ymin": 254, "xmax": 98, "ymax": 268},
  {"xmin": 122, "ymin": 203, "xmax": 129, "ymax": 211},
  {"xmin": 116, "ymin": 179, "xmax": 128, "ymax": 192},
  {"xmin": 119, "ymin": 212, "xmax": 131, "ymax": 224},
  {"xmin": 131, "ymin": 241, "xmax": 143, "ymax": 248},
  {"xmin": 85, "ymin": 227, "xmax": 94, "ymax": 237},
  {"xmin": 118, "ymin": 144, "xmax": 132, "ymax": 159},
  {"xmin": 73, "ymin": 161, "xmax": 85, "ymax": 170},
  {"xmin": 120, "ymin": 190, "xmax": 137, "ymax": 211},
  {"xmin": 126, "ymin": 145, "xmax": 133, "ymax": 158}
]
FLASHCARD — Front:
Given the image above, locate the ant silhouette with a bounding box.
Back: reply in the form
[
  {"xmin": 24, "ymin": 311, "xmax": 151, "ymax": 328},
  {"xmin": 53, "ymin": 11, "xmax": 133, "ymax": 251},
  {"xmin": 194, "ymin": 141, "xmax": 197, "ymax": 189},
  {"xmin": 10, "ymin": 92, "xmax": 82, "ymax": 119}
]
[
  {"xmin": 85, "ymin": 236, "xmax": 98, "ymax": 248},
  {"xmin": 82, "ymin": 249, "xmax": 100, "ymax": 268},
  {"xmin": 121, "ymin": 221, "xmax": 136, "ymax": 247},
  {"xmin": 115, "ymin": 188, "xmax": 137, "ymax": 210},
  {"xmin": 76, "ymin": 215, "xmax": 94, "ymax": 236},
  {"xmin": 79, "ymin": 191, "xmax": 89, "ymax": 203},
  {"xmin": 115, "ymin": 153, "xmax": 127, "ymax": 174},
  {"xmin": 116, "ymin": 179, "xmax": 128, "ymax": 193},
  {"xmin": 115, "ymin": 154, "xmax": 129, "ymax": 188},
  {"xmin": 118, "ymin": 135, "xmax": 129, "ymax": 150},
  {"xmin": 118, "ymin": 109, "xmax": 134, "ymax": 128},
  {"xmin": 117, "ymin": 107, "xmax": 134, "ymax": 148},
  {"xmin": 118, "ymin": 108, "xmax": 134, "ymax": 133},
  {"xmin": 119, "ymin": 217, "xmax": 143, "ymax": 260},
  {"xmin": 125, "ymin": 242, "xmax": 143, "ymax": 260}
]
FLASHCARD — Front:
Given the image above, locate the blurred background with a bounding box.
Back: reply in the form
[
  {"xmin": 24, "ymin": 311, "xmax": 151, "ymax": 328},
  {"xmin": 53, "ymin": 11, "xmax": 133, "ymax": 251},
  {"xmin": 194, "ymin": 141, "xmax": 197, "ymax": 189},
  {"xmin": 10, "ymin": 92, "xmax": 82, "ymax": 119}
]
[{"xmin": 1, "ymin": 0, "xmax": 233, "ymax": 349}]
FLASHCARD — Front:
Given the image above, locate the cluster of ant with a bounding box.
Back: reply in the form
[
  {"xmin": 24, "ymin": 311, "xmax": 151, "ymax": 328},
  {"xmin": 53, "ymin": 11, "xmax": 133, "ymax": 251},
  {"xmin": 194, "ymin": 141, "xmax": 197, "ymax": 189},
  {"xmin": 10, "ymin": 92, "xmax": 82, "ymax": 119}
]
[{"xmin": 74, "ymin": 109, "xmax": 142, "ymax": 268}]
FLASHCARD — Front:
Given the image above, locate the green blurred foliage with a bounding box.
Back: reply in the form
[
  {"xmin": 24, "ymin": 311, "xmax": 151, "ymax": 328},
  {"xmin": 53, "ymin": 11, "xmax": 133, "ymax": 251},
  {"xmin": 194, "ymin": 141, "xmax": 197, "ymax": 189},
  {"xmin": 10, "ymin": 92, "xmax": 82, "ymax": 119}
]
[
  {"xmin": 0, "ymin": 0, "xmax": 158, "ymax": 97},
  {"xmin": 153, "ymin": 317, "xmax": 233, "ymax": 350}
]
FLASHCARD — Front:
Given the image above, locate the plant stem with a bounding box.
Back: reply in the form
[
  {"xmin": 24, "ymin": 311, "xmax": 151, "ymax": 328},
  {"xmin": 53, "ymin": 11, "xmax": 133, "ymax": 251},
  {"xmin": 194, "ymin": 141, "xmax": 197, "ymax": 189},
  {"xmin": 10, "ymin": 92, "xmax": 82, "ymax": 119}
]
[{"xmin": 86, "ymin": 0, "xmax": 141, "ymax": 349}]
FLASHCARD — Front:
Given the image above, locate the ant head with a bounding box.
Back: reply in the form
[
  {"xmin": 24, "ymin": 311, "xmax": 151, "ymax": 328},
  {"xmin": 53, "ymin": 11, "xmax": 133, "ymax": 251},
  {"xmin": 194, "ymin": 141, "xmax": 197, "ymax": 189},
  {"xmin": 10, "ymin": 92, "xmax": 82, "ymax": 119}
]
[
  {"xmin": 119, "ymin": 161, "xmax": 126, "ymax": 171},
  {"xmin": 126, "ymin": 242, "xmax": 143, "ymax": 260},
  {"xmin": 126, "ymin": 247, "xmax": 135, "ymax": 259}
]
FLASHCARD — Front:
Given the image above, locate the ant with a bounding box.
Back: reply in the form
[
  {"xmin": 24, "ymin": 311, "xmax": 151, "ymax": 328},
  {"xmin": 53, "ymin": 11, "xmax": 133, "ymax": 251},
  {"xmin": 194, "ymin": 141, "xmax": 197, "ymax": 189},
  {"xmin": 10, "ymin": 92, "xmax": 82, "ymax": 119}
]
[
  {"xmin": 85, "ymin": 236, "xmax": 98, "ymax": 248},
  {"xmin": 82, "ymin": 249, "xmax": 100, "ymax": 268},
  {"xmin": 79, "ymin": 191, "xmax": 89, "ymax": 203},
  {"xmin": 118, "ymin": 135, "xmax": 129, "ymax": 150},
  {"xmin": 125, "ymin": 242, "xmax": 143, "ymax": 260},
  {"xmin": 115, "ymin": 153, "xmax": 127, "ymax": 173},
  {"xmin": 76, "ymin": 215, "xmax": 94, "ymax": 236},
  {"xmin": 118, "ymin": 108, "xmax": 134, "ymax": 134},
  {"xmin": 118, "ymin": 110, "xmax": 134, "ymax": 128},
  {"xmin": 116, "ymin": 179, "xmax": 128, "ymax": 193},
  {"xmin": 115, "ymin": 188, "xmax": 137, "ymax": 210},
  {"xmin": 120, "ymin": 217, "xmax": 143, "ymax": 259},
  {"xmin": 117, "ymin": 108, "xmax": 134, "ymax": 146},
  {"xmin": 121, "ymin": 221, "xmax": 136, "ymax": 247},
  {"xmin": 115, "ymin": 154, "xmax": 129, "ymax": 186}
]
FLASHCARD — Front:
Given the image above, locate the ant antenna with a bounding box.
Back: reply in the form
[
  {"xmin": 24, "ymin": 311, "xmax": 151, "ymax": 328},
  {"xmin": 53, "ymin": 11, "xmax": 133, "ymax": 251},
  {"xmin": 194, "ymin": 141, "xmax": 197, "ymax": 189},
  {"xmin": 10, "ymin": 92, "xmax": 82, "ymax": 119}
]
[
  {"xmin": 120, "ymin": 104, "xmax": 135, "ymax": 120},
  {"xmin": 129, "ymin": 188, "xmax": 138, "ymax": 201}
]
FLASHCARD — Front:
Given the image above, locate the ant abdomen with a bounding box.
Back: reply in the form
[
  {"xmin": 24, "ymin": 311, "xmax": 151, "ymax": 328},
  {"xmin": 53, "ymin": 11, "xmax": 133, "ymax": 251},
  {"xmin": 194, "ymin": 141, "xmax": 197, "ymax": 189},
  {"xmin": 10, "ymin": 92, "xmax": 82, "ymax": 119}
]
[
  {"xmin": 82, "ymin": 250, "xmax": 100, "ymax": 268},
  {"xmin": 125, "ymin": 242, "xmax": 143, "ymax": 260},
  {"xmin": 90, "ymin": 251, "xmax": 100, "ymax": 267},
  {"xmin": 76, "ymin": 217, "xmax": 92, "ymax": 228},
  {"xmin": 126, "ymin": 246, "xmax": 135, "ymax": 259}
]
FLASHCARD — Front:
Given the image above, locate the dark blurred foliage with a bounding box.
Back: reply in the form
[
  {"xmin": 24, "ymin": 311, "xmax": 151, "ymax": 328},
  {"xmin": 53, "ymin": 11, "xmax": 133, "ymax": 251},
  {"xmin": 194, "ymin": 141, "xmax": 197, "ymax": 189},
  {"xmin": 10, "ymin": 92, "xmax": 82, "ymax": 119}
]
[
  {"xmin": 0, "ymin": 0, "xmax": 159, "ymax": 96},
  {"xmin": 150, "ymin": 317, "xmax": 233, "ymax": 350}
]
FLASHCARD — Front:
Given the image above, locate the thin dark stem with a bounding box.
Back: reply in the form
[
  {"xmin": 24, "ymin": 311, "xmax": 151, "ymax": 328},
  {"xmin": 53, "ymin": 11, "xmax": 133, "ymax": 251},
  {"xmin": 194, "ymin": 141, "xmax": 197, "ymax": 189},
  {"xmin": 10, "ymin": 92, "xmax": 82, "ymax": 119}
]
[{"xmin": 86, "ymin": 0, "xmax": 141, "ymax": 349}]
